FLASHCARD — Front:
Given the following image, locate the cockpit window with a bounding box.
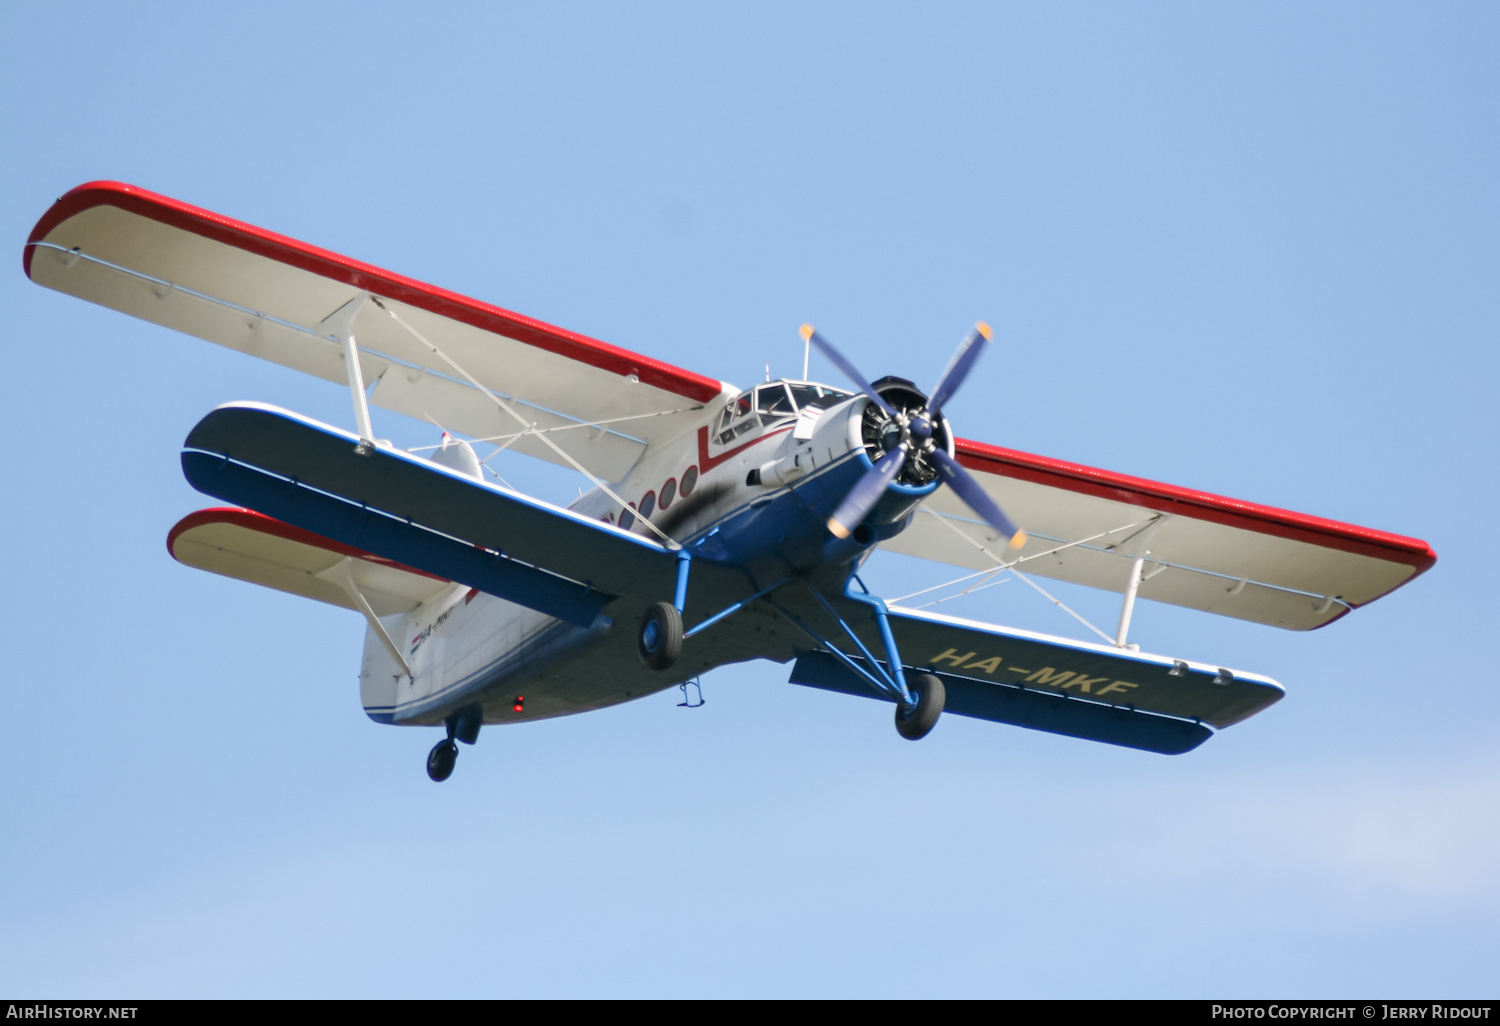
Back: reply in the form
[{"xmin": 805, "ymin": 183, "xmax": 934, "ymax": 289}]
[
  {"xmin": 716, "ymin": 392, "xmax": 761, "ymax": 444},
  {"xmin": 756, "ymin": 383, "xmax": 796, "ymax": 424},
  {"xmin": 789, "ymin": 383, "xmax": 850, "ymax": 410},
  {"xmin": 715, "ymin": 382, "xmax": 853, "ymax": 445}
]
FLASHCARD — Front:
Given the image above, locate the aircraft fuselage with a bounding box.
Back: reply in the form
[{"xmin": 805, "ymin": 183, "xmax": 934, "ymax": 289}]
[{"xmin": 359, "ymin": 384, "xmax": 946, "ymax": 727}]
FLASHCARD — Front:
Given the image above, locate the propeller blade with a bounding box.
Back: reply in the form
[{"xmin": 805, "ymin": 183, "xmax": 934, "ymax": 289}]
[
  {"xmin": 931, "ymin": 447, "xmax": 1027, "ymax": 549},
  {"xmin": 926, "ymin": 321, "xmax": 991, "ymax": 416},
  {"xmin": 827, "ymin": 443, "xmax": 909, "ymax": 539},
  {"xmin": 800, "ymin": 324, "xmax": 897, "ymax": 419}
]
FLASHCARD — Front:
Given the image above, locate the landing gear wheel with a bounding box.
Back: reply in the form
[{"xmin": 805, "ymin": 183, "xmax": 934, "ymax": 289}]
[
  {"xmin": 427, "ymin": 738, "xmax": 458, "ymax": 782},
  {"xmin": 637, "ymin": 601, "xmax": 683, "ymax": 671},
  {"xmin": 895, "ymin": 673, "xmax": 945, "ymax": 740}
]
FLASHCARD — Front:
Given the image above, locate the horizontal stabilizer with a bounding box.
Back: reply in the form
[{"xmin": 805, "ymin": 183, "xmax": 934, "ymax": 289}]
[
  {"xmin": 179, "ymin": 403, "xmax": 693, "ymax": 626},
  {"xmin": 790, "ymin": 652, "xmax": 1213, "ymax": 755},
  {"xmin": 168, "ymin": 507, "xmax": 452, "ymax": 615}
]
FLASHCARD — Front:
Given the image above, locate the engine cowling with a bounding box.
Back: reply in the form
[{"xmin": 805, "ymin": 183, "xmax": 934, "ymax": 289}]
[{"xmin": 855, "ymin": 376, "xmax": 956, "ymax": 485}]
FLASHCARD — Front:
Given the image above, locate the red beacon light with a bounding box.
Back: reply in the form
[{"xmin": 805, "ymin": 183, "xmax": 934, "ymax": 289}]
[{"xmin": 512, "ymin": 696, "xmax": 524, "ymax": 713}]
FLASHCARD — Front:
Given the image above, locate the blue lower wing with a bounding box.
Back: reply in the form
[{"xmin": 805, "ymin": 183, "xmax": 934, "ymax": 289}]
[
  {"xmin": 790, "ymin": 651, "xmax": 1214, "ymax": 755},
  {"xmin": 179, "ymin": 402, "xmax": 678, "ymax": 626},
  {"xmin": 788, "ymin": 602, "xmax": 1285, "ymax": 754}
]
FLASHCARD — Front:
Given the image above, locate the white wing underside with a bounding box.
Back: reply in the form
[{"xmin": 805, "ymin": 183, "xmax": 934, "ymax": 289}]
[
  {"xmin": 28, "ymin": 187, "xmax": 733, "ymax": 480},
  {"xmin": 881, "ymin": 445, "xmax": 1433, "ymax": 630}
]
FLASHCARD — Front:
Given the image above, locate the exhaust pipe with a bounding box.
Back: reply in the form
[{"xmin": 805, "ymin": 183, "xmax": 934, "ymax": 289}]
[{"xmin": 821, "ymin": 521, "xmax": 878, "ymax": 565}]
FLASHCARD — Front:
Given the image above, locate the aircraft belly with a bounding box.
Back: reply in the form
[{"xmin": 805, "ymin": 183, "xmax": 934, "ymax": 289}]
[
  {"xmin": 389, "ymin": 593, "xmax": 610, "ymax": 724},
  {"xmin": 374, "ymin": 573, "xmax": 806, "ymax": 726}
]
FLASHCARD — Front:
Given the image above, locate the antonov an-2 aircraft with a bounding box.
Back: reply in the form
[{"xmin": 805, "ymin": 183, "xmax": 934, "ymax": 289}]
[{"xmin": 24, "ymin": 182, "xmax": 1437, "ymax": 781}]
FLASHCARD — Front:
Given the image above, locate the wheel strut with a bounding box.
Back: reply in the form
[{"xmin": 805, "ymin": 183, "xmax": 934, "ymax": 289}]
[{"xmin": 427, "ymin": 706, "xmax": 482, "ymax": 782}]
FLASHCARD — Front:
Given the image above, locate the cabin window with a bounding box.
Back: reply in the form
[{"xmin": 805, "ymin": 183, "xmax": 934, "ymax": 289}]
[
  {"xmin": 619, "ymin": 504, "xmax": 636, "ymax": 530},
  {"xmin": 680, "ymin": 465, "xmax": 698, "ymax": 496},
  {"xmin": 659, "ymin": 478, "xmax": 677, "ymax": 508},
  {"xmin": 639, "ymin": 491, "xmax": 657, "ymax": 519}
]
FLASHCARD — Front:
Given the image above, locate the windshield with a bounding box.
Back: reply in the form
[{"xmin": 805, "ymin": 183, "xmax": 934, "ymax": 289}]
[
  {"xmin": 715, "ymin": 381, "xmax": 853, "ymax": 445},
  {"xmin": 756, "ymin": 383, "xmax": 796, "ymax": 423},
  {"xmin": 788, "ymin": 383, "xmax": 850, "ymax": 410}
]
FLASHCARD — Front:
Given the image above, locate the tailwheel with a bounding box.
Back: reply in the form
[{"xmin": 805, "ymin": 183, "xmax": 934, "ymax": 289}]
[
  {"xmin": 637, "ymin": 600, "xmax": 683, "ymax": 671},
  {"xmin": 427, "ymin": 738, "xmax": 458, "ymax": 782},
  {"xmin": 895, "ymin": 673, "xmax": 945, "ymax": 740}
]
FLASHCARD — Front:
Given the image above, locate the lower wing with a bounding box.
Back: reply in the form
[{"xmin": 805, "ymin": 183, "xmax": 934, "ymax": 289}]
[{"xmin": 790, "ymin": 602, "xmax": 1283, "ymax": 754}]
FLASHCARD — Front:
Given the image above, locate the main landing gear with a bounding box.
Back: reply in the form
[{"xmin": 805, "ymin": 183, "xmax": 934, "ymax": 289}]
[
  {"xmin": 636, "ymin": 550, "xmax": 693, "ymax": 672},
  {"xmin": 427, "ymin": 706, "xmax": 481, "ymax": 782},
  {"xmin": 633, "ymin": 547, "xmax": 947, "ymax": 743},
  {"xmin": 895, "ymin": 673, "xmax": 945, "ymax": 741},
  {"xmin": 637, "ymin": 600, "xmax": 684, "ymax": 671},
  {"xmin": 782, "ymin": 579, "xmax": 948, "ymax": 742}
]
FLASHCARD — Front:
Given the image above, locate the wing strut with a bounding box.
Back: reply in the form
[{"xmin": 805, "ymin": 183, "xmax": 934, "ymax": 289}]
[
  {"xmin": 765, "ymin": 579, "xmax": 918, "ymax": 708},
  {"xmin": 370, "ymin": 297, "xmax": 682, "ymax": 549},
  {"xmin": 318, "ymin": 293, "xmax": 376, "ymax": 452},
  {"xmin": 1113, "ymin": 515, "xmax": 1171, "ymax": 649},
  {"xmin": 317, "ymin": 556, "xmax": 414, "ymax": 678}
]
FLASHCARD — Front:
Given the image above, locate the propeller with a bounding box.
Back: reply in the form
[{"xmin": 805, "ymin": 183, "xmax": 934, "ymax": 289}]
[{"xmin": 803, "ymin": 321, "xmax": 1026, "ymax": 549}]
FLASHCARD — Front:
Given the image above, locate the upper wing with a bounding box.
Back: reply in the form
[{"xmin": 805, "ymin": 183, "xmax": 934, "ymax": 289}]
[
  {"xmin": 25, "ymin": 181, "xmax": 734, "ymax": 479},
  {"xmin": 881, "ymin": 438, "xmax": 1436, "ymax": 630}
]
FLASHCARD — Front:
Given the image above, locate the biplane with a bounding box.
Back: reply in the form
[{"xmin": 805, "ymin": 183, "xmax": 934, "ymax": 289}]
[{"xmin": 23, "ymin": 182, "xmax": 1437, "ymax": 781}]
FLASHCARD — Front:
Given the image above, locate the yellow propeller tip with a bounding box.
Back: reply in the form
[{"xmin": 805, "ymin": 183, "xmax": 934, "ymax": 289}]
[
  {"xmin": 1008, "ymin": 530, "xmax": 1027, "ymax": 549},
  {"xmin": 799, "ymin": 323, "xmax": 815, "ymax": 341},
  {"xmin": 975, "ymin": 321, "xmax": 993, "ymax": 341},
  {"xmin": 827, "ymin": 518, "xmax": 851, "ymax": 539}
]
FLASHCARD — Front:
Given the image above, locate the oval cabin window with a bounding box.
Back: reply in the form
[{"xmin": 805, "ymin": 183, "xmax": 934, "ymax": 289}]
[
  {"xmin": 680, "ymin": 465, "xmax": 698, "ymax": 496},
  {"xmin": 659, "ymin": 478, "xmax": 677, "ymax": 508},
  {"xmin": 639, "ymin": 491, "xmax": 656, "ymax": 519},
  {"xmin": 619, "ymin": 504, "xmax": 636, "ymax": 530}
]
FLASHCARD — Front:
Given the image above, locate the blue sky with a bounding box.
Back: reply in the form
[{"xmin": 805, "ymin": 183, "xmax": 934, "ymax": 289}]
[{"xmin": 2, "ymin": 1, "xmax": 1496, "ymax": 997}]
